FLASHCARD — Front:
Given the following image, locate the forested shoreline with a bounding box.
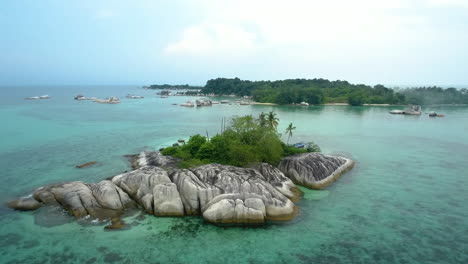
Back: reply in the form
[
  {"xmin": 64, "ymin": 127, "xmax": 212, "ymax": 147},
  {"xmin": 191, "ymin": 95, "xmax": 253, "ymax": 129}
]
[{"xmin": 148, "ymin": 78, "xmax": 468, "ymax": 105}]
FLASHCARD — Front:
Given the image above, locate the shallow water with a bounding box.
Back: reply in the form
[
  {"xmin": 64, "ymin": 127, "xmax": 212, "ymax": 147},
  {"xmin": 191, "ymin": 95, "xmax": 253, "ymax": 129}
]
[{"xmin": 1, "ymin": 86, "xmax": 467, "ymax": 264}]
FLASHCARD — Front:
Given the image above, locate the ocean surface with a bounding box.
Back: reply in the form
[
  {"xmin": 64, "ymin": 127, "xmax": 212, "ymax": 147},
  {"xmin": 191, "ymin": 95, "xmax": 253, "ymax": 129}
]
[{"xmin": 1, "ymin": 85, "xmax": 467, "ymax": 264}]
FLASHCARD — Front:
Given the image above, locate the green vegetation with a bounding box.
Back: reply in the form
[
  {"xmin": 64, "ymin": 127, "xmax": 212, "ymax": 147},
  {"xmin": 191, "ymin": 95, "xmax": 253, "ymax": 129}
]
[
  {"xmin": 148, "ymin": 84, "xmax": 202, "ymax": 89},
  {"xmin": 200, "ymin": 77, "xmax": 468, "ymax": 105},
  {"xmin": 201, "ymin": 78, "xmax": 405, "ymax": 105},
  {"xmin": 285, "ymin": 123, "xmax": 296, "ymax": 144},
  {"xmin": 161, "ymin": 113, "xmax": 319, "ymax": 168},
  {"xmin": 398, "ymin": 87, "xmax": 468, "ymax": 105}
]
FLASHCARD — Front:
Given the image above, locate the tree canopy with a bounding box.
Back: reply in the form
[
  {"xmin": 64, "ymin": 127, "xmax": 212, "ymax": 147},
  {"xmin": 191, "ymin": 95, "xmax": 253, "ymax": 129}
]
[
  {"xmin": 149, "ymin": 78, "xmax": 468, "ymax": 105},
  {"xmin": 201, "ymin": 78, "xmax": 406, "ymax": 105},
  {"xmin": 161, "ymin": 113, "xmax": 319, "ymax": 168}
]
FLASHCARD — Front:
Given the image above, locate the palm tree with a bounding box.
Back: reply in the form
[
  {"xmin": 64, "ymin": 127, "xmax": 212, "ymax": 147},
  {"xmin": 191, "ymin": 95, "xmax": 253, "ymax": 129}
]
[
  {"xmin": 285, "ymin": 123, "xmax": 296, "ymax": 144},
  {"xmin": 258, "ymin": 112, "xmax": 267, "ymax": 127},
  {"xmin": 267, "ymin": 111, "xmax": 279, "ymax": 130}
]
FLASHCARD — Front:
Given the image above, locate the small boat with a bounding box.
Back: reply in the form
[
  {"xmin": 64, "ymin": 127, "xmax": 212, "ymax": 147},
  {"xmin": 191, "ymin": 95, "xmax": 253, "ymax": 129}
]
[
  {"xmin": 212, "ymin": 101, "xmax": 220, "ymax": 104},
  {"xmin": 390, "ymin": 105, "xmax": 421, "ymax": 115},
  {"xmin": 404, "ymin": 105, "xmax": 422, "ymax": 115},
  {"xmin": 300, "ymin": 102, "xmax": 309, "ymax": 106},
  {"xmin": 293, "ymin": 142, "xmax": 306, "ymax": 148},
  {"xmin": 220, "ymin": 100, "xmax": 230, "ymax": 104},
  {"xmin": 240, "ymin": 101, "xmax": 250, "ymax": 105},
  {"xmin": 180, "ymin": 101, "xmax": 195, "ymax": 107},
  {"xmin": 160, "ymin": 96, "xmax": 169, "ymax": 98},
  {"xmin": 25, "ymin": 95, "xmax": 50, "ymax": 100},
  {"xmin": 126, "ymin": 94, "xmax": 144, "ymax": 99}
]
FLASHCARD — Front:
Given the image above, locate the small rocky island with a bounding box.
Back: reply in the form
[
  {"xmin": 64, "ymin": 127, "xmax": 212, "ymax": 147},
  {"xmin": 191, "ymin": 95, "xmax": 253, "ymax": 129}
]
[
  {"xmin": 7, "ymin": 151, "xmax": 354, "ymax": 227},
  {"xmin": 8, "ymin": 113, "xmax": 355, "ymax": 228}
]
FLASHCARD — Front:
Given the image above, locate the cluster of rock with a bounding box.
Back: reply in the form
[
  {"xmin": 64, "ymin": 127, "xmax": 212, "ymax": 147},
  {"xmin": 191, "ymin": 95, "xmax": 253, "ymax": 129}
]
[
  {"xmin": 180, "ymin": 99, "xmax": 213, "ymax": 107},
  {"xmin": 74, "ymin": 95, "xmax": 121, "ymax": 104},
  {"xmin": 7, "ymin": 151, "xmax": 354, "ymax": 227},
  {"xmin": 94, "ymin": 97, "xmax": 121, "ymax": 104},
  {"xmin": 195, "ymin": 99, "xmax": 212, "ymax": 106}
]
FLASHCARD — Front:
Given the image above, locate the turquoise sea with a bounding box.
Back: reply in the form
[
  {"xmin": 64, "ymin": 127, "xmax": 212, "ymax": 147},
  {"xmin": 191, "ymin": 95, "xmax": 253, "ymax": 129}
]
[{"xmin": 1, "ymin": 86, "xmax": 467, "ymax": 264}]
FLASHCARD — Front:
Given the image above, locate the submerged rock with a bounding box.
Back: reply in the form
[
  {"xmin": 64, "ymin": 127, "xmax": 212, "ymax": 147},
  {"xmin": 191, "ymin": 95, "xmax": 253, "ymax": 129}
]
[
  {"xmin": 75, "ymin": 161, "xmax": 97, "ymax": 168},
  {"xmin": 171, "ymin": 164, "xmax": 296, "ymax": 224},
  {"xmin": 104, "ymin": 217, "xmax": 127, "ymax": 230},
  {"xmin": 7, "ymin": 196, "xmax": 41, "ymax": 211},
  {"xmin": 111, "ymin": 166, "xmax": 184, "ymax": 216},
  {"xmin": 278, "ymin": 153, "xmax": 354, "ymax": 189}
]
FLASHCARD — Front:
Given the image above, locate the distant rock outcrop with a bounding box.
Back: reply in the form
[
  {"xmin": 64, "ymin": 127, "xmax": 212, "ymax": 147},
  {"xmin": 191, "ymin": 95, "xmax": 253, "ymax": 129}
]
[{"xmin": 278, "ymin": 153, "xmax": 354, "ymax": 189}]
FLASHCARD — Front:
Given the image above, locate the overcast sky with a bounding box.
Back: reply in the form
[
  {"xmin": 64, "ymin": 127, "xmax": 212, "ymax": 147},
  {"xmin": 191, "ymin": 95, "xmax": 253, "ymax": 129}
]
[{"xmin": 1, "ymin": 0, "xmax": 467, "ymax": 86}]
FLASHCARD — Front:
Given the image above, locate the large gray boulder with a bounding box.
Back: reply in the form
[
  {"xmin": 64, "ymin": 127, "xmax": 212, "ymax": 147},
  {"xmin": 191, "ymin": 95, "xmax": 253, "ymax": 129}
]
[
  {"xmin": 112, "ymin": 166, "xmax": 184, "ymax": 216},
  {"xmin": 171, "ymin": 164, "xmax": 296, "ymax": 224},
  {"xmin": 278, "ymin": 153, "xmax": 354, "ymax": 189},
  {"xmin": 31, "ymin": 180, "xmax": 134, "ymax": 219},
  {"xmin": 252, "ymin": 163, "xmax": 301, "ymax": 202}
]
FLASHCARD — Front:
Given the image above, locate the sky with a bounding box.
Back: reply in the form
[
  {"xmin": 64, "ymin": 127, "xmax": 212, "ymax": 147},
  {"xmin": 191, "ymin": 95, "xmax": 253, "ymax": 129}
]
[{"xmin": 1, "ymin": 0, "xmax": 468, "ymax": 86}]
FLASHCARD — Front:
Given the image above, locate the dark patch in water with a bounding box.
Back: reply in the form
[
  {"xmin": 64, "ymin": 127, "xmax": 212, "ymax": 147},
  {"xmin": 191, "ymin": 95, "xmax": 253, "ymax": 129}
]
[
  {"xmin": 44, "ymin": 251, "xmax": 76, "ymax": 263},
  {"xmin": 98, "ymin": 246, "xmax": 109, "ymax": 253},
  {"xmin": 103, "ymin": 252, "xmax": 124, "ymax": 263},
  {"xmin": 34, "ymin": 206, "xmax": 73, "ymax": 228},
  {"xmin": 0, "ymin": 233, "xmax": 22, "ymax": 248},
  {"xmin": 162, "ymin": 220, "xmax": 202, "ymax": 238},
  {"xmin": 22, "ymin": 239, "xmax": 40, "ymax": 249},
  {"xmin": 294, "ymin": 253, "xmax": 341, "ymax": 264},
  {"xmin": 85, "ymin": 257, "xmax": 97, "ymax": 264},
  {"xmin": 343, "ymin": 214, "xmax": 370, "ymax": 226}
]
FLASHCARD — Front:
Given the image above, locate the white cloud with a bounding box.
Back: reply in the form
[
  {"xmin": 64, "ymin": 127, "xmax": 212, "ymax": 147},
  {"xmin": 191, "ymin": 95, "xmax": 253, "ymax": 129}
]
[
  {"xmin": 165, "ymin": 0, "xmax": 428, "ymax": 57},
  {"xmin": 162, "ymin": 0, "xmax": 468, "ymax": 84},
  {"xmin": 165, "ymin": 23, "xmax": 257, "ymax": 55}
]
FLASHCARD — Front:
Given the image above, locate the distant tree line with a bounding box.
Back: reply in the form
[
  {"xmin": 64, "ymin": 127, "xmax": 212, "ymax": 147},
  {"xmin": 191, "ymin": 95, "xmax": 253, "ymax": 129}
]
[
  {"xmin": 149, "ymin": 84, "xmax": 202, "ymax": 89},
  {"xmin": 199, "ymin": 78, "xmax": 468, "ymax": 105},
  {"xmin": 397, "ymin": 87, "xmax": 468, "ymax": 105}
]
